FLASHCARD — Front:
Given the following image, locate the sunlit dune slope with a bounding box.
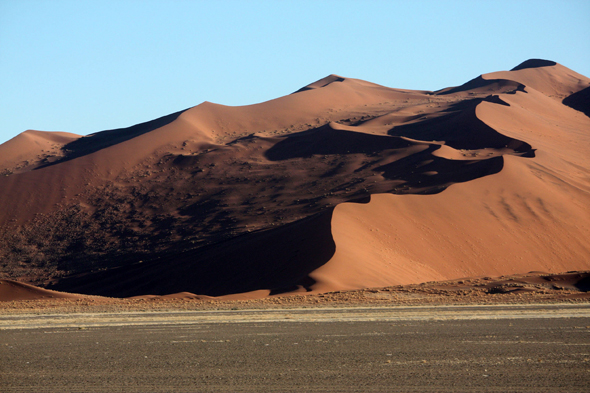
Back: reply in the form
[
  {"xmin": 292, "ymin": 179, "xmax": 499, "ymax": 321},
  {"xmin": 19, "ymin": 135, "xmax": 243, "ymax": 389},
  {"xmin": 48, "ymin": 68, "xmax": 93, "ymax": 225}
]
[
  {"xmin": 0, "ymin": 130, "xmax": 80, "ymax": 175},
  {"xmin": 0, "ymin": 279, "xmax": 82, "ymax": 301}
]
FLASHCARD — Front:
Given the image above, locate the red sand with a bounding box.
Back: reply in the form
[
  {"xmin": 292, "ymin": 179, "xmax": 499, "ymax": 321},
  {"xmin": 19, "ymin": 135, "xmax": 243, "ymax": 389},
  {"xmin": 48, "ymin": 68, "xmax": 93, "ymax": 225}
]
[
  {"xmin": 0, "ymin": 279, "xmax": 82, "ymax": 301},
  {"xmin": 0, "ymin": 59, "xmax": 589, "ymax": 300}
]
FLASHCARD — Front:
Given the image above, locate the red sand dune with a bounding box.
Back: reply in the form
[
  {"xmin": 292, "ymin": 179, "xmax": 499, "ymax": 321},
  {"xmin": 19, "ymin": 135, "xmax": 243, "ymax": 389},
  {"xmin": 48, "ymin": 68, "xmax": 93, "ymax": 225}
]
[
  {"xmin": 0, "ymin": 130, "xmax": 80, "ymax": 175},
  {"xmin": 0, "ymin": 59, "xmax": 589, "ymax": 299},
  {"xmin": 0, "ymin": 279, "xmax": 82, "ymax": 301}
]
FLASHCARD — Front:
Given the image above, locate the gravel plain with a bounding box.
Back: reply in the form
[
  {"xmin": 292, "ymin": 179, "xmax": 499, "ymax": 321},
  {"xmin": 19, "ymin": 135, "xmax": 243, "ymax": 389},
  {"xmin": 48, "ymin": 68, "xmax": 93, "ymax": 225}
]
[{"xmin": 1, "ymin": 304, "xmax": 590, "ymax": 392}]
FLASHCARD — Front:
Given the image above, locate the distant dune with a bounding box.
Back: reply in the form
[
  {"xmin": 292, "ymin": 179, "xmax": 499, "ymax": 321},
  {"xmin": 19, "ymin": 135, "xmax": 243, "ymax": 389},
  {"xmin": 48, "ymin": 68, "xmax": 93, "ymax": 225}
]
[
  {"xmin": 0, "ymin": 59, "xmax": 589, "ymax": 300},
  {"xmin": 0, "ymin": 279, "xmax": 82, "ymax": 301}
]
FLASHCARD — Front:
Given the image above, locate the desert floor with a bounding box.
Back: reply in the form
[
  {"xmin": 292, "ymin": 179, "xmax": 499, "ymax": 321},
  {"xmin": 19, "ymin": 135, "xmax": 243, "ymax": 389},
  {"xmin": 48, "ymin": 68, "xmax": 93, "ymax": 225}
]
[
  {"xmin": 1, "ymin": 272, "xmax": 589, "ymax": 392},
  {"xmin": 1, "ymin": 304, "xmax": 589, "ymax": 392}
]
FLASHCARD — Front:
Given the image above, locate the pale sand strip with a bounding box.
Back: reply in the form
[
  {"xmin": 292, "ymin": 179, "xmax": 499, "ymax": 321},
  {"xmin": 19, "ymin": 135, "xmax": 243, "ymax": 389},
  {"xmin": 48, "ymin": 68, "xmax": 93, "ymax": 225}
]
[{"xmin": 2, "ymin": 304, "xmax": 589, "ymax": 330}]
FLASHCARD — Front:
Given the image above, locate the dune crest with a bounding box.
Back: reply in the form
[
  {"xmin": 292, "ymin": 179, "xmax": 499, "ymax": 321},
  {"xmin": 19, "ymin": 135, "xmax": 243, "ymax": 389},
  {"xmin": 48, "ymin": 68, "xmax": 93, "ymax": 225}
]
[
  {"xmin": 1, "ymin": 59, "xmax": 589, "ymax": 299},
  {"xmin": 483, "ymin": 61, "xmax": 590, "ymax": 99},
  {"xmin": 0, "ymin": 130, "xmax": 81, "ymax": 175}
]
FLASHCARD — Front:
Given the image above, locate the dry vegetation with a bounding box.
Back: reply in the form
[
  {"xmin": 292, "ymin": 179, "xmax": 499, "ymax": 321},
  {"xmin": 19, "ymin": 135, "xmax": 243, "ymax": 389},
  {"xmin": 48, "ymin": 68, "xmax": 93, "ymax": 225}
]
[{"xmin": 1, "ymin": 271, "xmax": 588, "ymax": 315}]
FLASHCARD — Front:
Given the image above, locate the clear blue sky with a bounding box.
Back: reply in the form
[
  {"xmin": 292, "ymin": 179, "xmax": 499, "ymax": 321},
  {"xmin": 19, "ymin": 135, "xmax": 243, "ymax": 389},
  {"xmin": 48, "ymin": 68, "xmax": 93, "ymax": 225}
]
[{"xmin": 1, "ymin": 0, "xmax": 589, "ymax": 145}]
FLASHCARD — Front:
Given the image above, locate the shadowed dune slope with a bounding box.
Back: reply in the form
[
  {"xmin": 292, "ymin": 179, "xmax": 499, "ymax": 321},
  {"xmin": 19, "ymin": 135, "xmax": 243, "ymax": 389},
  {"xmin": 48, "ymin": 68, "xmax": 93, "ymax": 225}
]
[
  {"xmin": 0, "ymin": 59, "xmax": 589, "ymax": 298},
  {"xmin": 48, "ymin": 210, "xmax": 335, "ymax": 297},
  {"xmin": 387, "ymin": 97, "xmax": 533, "ymax": 152},
  {"xmin": 563, "ymin": 86, "xmax": 590, "ymax": 117}
]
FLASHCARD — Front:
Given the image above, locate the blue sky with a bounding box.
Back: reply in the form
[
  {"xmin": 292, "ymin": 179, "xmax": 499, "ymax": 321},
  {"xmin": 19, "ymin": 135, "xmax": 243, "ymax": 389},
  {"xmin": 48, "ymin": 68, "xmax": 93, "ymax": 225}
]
[{"xmin": 1, "ymin": 0, "xmax": 589, "ymax": 145}]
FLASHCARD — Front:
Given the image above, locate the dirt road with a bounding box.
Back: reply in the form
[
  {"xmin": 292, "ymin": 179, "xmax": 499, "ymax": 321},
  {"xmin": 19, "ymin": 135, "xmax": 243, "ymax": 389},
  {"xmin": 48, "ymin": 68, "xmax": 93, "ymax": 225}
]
[{"xmin": 1, "ymin": 304, "xmax": 589, "ymax": 392}]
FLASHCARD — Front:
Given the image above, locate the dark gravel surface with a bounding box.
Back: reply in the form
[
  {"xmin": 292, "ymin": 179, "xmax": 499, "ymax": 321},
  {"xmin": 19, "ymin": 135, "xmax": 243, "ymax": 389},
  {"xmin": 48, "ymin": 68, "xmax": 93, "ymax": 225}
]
[{"xmin": 1, "ymin": 307, "xmax": 589, "ymax": 392}]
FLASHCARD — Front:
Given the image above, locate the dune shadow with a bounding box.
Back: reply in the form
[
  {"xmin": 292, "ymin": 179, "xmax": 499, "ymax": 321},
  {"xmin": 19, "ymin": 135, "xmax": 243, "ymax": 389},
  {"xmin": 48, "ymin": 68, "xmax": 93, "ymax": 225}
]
[
  {"xmin": 37, "ymin": 109, "xmax": 188, "ymax": 168},
  {"xmin": 435, "ymin": 77, "xmax": 523, "ymax": 96},
  {"xmin": 511, "ymin": 59, "xmax": 557, "ymax": 71},
  {"xmin": 48, "ymin": 210, "xmax": 336, "ymax": 297},
  {"xmin": 574, "ymin": 276, "xmax": 590, "ymax": 292},
  {"xmin": 292, "ymin": 75, "xmax": 345, "ymax": 94},
  {"xmin": 568, "ymin": 274, "xmax": 590, "ymax": 292},
  {"xmin": 387, "ymin": 99, "xmax": 534, "ymax": 153},
  {"xmin": 563, "ymin": 86, "xmax": 590, "ymax": 117},
  {"xmin": 265, "ymin": 124, "xmax": 414, "ymax": 161},
  {"xmin": 263, "ymin": 115, "xmax": 529, "ymax": 196},
  {"xmin": 375, "ymin": 145, "xmax": 505, "ymax": 193}
]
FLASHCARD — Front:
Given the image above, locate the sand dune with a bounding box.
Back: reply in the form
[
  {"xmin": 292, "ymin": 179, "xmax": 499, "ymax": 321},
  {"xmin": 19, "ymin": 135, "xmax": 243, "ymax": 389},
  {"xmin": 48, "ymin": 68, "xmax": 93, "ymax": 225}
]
[
  {"xmin": 0, "ymin": 59, "xmax": 588, "ymax": 299},
  {"xmin": 0, "ymin": 130, "xmax": 80, "ymax": 175},
  {"xmin": 312, "ymin": 155, "xmax": 590, "ymax": 292},
  {"xmin": 0, "ymin": 279, "xmax": 82, "ymax": 301},
  {"xmin": 484, "ymin": 59, "xmax": 589, "ymax": 98}
]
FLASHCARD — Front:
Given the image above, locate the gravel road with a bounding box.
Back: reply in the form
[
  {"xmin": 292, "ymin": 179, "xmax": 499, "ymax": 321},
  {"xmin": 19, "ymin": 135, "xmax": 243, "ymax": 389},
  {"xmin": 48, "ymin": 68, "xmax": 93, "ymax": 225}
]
[{"xmin": 1, "ymin": 304, "xmax": 589, "ymax": 392}]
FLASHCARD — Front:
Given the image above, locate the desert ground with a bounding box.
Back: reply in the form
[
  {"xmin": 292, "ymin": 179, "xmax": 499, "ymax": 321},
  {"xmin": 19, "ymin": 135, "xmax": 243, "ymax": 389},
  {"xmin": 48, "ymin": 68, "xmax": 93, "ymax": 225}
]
[{"xmin": 2, "ymin": 303, "xmax": 589, "ymax": 392}]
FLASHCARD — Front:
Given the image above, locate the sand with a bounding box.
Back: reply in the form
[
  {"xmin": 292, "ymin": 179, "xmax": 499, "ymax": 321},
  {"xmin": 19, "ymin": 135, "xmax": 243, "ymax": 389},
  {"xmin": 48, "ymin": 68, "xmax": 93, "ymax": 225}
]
[
  {"xmin": 0, "ymin": 58, "xmax": 589, "ymax": 300},
  {"xmin": 0, "ymin": 279, "xmax": 82, "ymax": 301},
  {"xmin": 0, "ymin": 271, "xmax": 588, "ymax": 312}
]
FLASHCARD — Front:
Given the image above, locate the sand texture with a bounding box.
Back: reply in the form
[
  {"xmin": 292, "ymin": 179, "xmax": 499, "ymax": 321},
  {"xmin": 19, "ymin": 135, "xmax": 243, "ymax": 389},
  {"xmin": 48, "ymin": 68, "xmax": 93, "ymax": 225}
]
[{"xmin": 0, "ymin": 59, "xmax": 589, "ymax": 300}]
